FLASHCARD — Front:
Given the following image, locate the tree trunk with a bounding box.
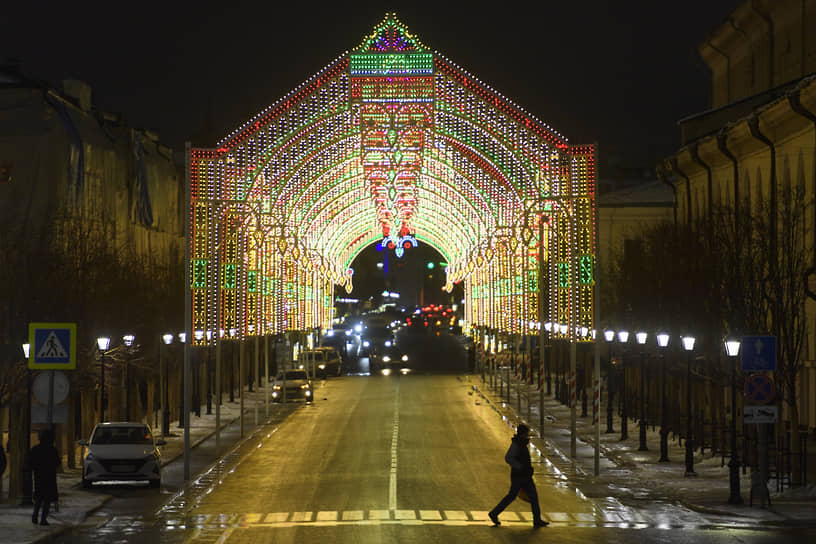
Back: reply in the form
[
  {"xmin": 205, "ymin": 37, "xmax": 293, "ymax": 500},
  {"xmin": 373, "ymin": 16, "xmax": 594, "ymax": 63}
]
[
  {"xmin": 789, "ymin": 401, "xmax": 802, "ymax": 486},
  {"xmin": 7, "ymin": 399, "xmax": 25, "ymax": 504}
]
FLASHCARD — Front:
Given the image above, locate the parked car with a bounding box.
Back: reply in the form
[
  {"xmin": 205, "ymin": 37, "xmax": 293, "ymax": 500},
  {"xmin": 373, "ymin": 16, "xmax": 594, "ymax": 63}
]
[
  {"xmin": 78, "ymin": 422, "xmax": 166, "ymax": 488},
  {"xmin": 271, "ymin": 369, "xmax": 313, "ymax": 402}
]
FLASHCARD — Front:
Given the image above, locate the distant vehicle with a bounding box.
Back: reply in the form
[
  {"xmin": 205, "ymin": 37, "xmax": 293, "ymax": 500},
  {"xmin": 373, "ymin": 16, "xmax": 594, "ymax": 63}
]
[
  {"xmin": 361, "ymin": 319, "xmax": 393, "ymax": 357},
  {"xmin": 299, "ymin": 347, "xmax": 343, "ymax": 378},
  {"xmin": 78, "ymin": 422, "xmax": 166, "ymax": 488},
  {"xmin": 272, "ymin": 369, "xmax": 313, "ymax": 402},
  {"xmin": 373, "ymin": 345, "xmax": 411, "ymax": 376}
]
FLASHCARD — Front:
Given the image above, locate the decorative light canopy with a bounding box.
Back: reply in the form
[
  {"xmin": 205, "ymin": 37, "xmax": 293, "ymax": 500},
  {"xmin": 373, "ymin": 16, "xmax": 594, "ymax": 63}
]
[{"xmin": 188, "ymin": 14, "xmax": 596, "ymax": 342}]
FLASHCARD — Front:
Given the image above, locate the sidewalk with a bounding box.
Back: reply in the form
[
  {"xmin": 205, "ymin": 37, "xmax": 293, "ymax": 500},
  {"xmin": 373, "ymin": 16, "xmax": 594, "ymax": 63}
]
[
  {"xmin": 472, "ymin": 372, "xmax": 816, "ymax": 526},
  {"xmin": 0, "ymin": 386, "xmax": 279, "ymax": 544}
]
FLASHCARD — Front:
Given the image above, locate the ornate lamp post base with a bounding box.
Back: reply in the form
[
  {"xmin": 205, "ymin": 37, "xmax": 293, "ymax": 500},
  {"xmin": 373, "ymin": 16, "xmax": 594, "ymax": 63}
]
[
  {"xmin": 684, "ymin": 439, "xmax": 697, "ymax": 477},
  {"xmin": 658, "ymin": 427, "xmax": 669, "ymax": 462}
]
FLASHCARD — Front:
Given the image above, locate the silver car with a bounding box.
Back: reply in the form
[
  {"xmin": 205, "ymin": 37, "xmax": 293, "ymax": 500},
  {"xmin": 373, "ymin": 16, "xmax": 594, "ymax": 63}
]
[{"xmin": 79, "ymin": 422, "xmax": 166, "ymax": 488}]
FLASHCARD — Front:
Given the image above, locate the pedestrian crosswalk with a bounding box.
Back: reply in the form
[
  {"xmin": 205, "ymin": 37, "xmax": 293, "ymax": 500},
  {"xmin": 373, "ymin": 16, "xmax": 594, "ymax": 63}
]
[{"xmin": 163, "ymin": 508, "xmax": 645, "ymax": 528}]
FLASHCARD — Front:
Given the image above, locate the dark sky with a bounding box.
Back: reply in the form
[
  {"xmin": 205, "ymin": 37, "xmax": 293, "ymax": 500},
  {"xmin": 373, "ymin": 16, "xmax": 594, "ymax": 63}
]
[{"xmin": 3, "ymin": 1, "xmax": 742, "ymax": 173}]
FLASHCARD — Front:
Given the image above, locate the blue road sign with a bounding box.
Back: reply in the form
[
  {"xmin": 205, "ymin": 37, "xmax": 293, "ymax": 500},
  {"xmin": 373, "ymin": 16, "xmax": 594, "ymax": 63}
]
[
  {"xmin": 29, "ymin": 322, "xmax": 76, "ymax": 370},
  {"xmin": 741, "ymin": 336, "xmax": 776, "ymax": 372}
]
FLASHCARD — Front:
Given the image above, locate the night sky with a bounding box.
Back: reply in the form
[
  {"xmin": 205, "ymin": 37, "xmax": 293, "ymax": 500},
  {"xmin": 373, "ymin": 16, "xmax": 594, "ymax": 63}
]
[{"xmin": 3, "ymin": 1, "xmax": 742, "ymax": 174}]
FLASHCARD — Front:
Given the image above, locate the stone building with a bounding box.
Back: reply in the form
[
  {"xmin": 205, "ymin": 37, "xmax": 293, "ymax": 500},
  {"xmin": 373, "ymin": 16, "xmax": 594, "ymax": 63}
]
[{"xmin": 659, "ymin": 0, "xmax": 816, "ymax": 434}]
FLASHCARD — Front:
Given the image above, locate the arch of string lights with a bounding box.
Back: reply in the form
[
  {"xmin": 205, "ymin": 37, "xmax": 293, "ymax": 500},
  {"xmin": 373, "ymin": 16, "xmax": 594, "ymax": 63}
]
[{"xmin": 188, "ymin": 14, "xmax": 596, "ymax": 343}]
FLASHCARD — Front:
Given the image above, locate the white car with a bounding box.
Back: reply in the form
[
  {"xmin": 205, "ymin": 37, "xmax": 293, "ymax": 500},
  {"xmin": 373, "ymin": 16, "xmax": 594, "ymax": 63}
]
[
  {"xmin": 271, "ymin": 369, "xmax": 313, "ymax": 402},
  {"xmin": 79, "ymin": 422, "xmax": 166, "ymax": 488}
]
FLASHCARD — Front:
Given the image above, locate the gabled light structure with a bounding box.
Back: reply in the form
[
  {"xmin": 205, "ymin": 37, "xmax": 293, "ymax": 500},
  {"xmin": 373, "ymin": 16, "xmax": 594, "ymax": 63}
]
[{"xmin": 188, "ymin": 14, "xmax": 596, "ymax": 343}]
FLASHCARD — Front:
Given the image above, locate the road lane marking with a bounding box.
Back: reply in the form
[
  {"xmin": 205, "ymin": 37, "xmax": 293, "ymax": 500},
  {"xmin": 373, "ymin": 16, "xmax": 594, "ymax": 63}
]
[
  {"xmin": 263, "ymin": 513, "xmax": 289, "ymax": 523},
  {"xmin": 342, "ymin": 510, "xmax": 364, "ymax": 521},
  {"xmin": 389, "ymin": 382, "xmax": 400, "ymax": 510},
  {"xmin": 395, "ymin": 509, "xmax": 416, "ymax": 520},
  {"xmin": 420, "ymin": 510, "xmax": 443, "ymax": 520},
  {"xmin": 316, "ymin": 511, "xmax": 338, "ymax": 521},
  {"xmin": 443, "ymin": 510, "xmax": 468, "ymax": 520}
]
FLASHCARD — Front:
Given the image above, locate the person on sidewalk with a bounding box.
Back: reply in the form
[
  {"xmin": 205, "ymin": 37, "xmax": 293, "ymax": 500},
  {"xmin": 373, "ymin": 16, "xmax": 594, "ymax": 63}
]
[
  {"xmin": 27, "ymin": 429, "xmax": 60, "ymax": 526},
  {"xmin": 489, "ymin": 423, "xmax": 548, "ymax": 528}
]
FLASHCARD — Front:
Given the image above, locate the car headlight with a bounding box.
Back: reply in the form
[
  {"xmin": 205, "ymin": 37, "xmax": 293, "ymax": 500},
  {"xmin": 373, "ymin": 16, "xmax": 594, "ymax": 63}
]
[
  {"xmin": 273, "ymin": 385, "xmax": 281, "ymax": 390},
  {"xmin": 401, "ymin": 355, "xmax": 408, "ymax": 362},
  {"xmin": 385, "ymin": 340, "xmax": 392, "ymax": 347},
  {"xmin": 319, "ymin": 364, "xmax": 326, "ymax": 369},
  {"xmin": 381, "ymin": 368, "xmax": 392, "ymax": 376},
  {"xmin": 300, "ymin": 384, "xmax": 310, "ymax": 389},
  {"xmin": 382, "ymin": 355, "xmax": 391, "ymax": 362},
  {"xmin": 363, "ymin": 341, "xmax": 370, "ymax": 347},
  {"xmin": 305, "ymin": 390, "xmax": 312, "ymax": 396}
]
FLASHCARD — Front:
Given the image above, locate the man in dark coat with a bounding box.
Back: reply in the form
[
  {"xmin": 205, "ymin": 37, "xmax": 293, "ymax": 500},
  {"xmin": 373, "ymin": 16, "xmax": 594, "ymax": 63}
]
[
  {"xmin": 28, "ymin": 429, "xmax": 60, "ymax": 526},
  {"xmin": 488, "ymin": 424, "xmax": 548, "ymax": 528}
]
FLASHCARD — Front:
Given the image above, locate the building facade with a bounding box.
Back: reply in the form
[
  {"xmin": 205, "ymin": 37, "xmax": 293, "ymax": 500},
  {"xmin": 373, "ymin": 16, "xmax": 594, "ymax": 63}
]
[{"xmin": 660, "ymin": 0, "xmax": 816, "ymax": 433}]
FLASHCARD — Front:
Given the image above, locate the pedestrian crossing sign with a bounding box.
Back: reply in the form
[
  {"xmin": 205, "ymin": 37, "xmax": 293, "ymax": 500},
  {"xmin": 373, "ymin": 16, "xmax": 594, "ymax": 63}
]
[{"xmin": 28, "ymin": 322, "xmax": 76, "ymax": 369}]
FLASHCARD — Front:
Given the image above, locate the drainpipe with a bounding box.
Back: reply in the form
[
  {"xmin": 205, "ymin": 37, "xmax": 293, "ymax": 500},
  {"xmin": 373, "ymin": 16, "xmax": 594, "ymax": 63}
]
[
  {"xmin": 690, "ymin": 142, "xmax": 713, "ymax": 224},
  {"xmin": 670, "ymin": 157, "xmax": 693, "ymax": 225},
  {"xmin": 747, "ymin": 114, "xmax": 777, "ymax": 257},
  {"xmin": 656, "ymin": 163, "xmax": 678, "ymax": 227},
  {"xmin": 788, "ymin": 88, "xmax": 816, "ymax": 290},
  {"xmin": 750, "ymin": 0, "xmax": 774, "ymax": 89},
  {"xmin": 705, "ymin": 38, "xmax": 731, "ymax": 104},
  {"xmin": 717, "ymin": 129, "xmax": 741, "ymax": 231}
]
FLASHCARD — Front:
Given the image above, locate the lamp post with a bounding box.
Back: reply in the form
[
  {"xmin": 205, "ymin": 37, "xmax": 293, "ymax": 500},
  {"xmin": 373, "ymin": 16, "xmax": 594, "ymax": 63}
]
[
  {"xmin": 656, "ymin": 332, "xmax": 670, "ymax": 462},
  {"xmin": 636, "ymin": 331, "xmax": 648, "ymax": 451},
  {"xmin": 544, "ymin": 322, "xmax": 553, "ymax": 395},
  {"xmin": 161, "ymin": 333, "xmax": 173, "ymax": 437},
  {"xmin": 604, "ymin": 330, "xmax": 615, "ymax": 433},
  {"xmin": 177, "ymin": 332, "xmax": 186, "ymax": 428},
  {"xmin": 559, "ymin": 323, "xmax": 568, "ymax": 405},
  {"xmin": 724, "ymin": 338, "xmax": 743, "ymax": 504},
  {"xmin": 21, "ymin": 343, "xmax": 32, "ymax": 506},
  {"xmin": 205, "ymin": 330, "xmax": 213, "ymax": 415},
  {"xmin": 683, "ymin": 335, "xmax": 697, "ymax": 477},
  {"xmin": 617, "ymin": 330, "xmax": 629, "ymax": 441},
  {"xmin": 96, "ymin": 337, "xmax": 110, "ymax": 422},
  {"xmin": 123, "ymin": 334, "xmax": 135, "ymax": 421}
]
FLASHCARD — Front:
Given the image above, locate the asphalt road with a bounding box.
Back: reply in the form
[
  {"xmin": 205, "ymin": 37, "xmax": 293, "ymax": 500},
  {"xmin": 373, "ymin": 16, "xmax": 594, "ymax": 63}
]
[{"xmin": 54, "ymin": 333, "xmax": 816, "ymax": 543}]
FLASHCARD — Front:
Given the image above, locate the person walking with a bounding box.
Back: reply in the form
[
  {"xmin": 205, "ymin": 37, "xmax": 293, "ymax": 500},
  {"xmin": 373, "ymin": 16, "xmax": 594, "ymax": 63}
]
[
  {"xmin": 28, "ymin": 429, "xmax": 60, "ymax": 526},
  {"xmin": 489, "ymin": 424, "xmax": 548, "ymax": 528}
]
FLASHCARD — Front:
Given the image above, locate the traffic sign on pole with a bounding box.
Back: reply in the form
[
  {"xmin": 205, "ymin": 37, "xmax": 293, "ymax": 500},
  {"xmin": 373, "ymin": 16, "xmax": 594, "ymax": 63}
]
[
  {"xmin": 740, "ymin": 336, "xmax": 776, "ymax": 371},
  {"xmin": 744, "ymin": 373, "xmax": 775, "ymax": 405},
  {"xmin": 28, "ymin": 322, "xmax": 77, "ymax": 370}
]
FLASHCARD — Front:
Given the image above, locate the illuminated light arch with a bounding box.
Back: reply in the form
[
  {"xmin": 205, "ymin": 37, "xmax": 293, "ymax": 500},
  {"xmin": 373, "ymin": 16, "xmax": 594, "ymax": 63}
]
[{"xmin": 189, "ymin": 13, "xmax": 596, "ymax": 344}]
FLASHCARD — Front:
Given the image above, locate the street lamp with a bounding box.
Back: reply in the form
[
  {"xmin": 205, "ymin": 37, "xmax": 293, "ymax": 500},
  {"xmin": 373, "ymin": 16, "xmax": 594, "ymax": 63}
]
[
  {"xmin": 178, "ymin": 332, "xmax": 186, "ymax": 428},
  {"xmin": 96, "ymin": 337, "xmax": 111, "ymax": 422},
  {"xmin": 123, "ymin": 334, "xmax": 135, "ymax": 421},
  {"xmin": 559, "ymin": 323, "xmax": 568, "ymax": 405},
  {"xmin": 724, "ymin": 338, "xmax": 743, "ymax": 504},
  {"xmin": 656, "ymin": 332, "xmax": 670, "ymax": 462},
  {"xmin": 161, "ymin": 333, "xmax": 173, "ymax": 437},
  {"xmin": 21, "ymin": 343, "xmax": 32, "ymax": 505},
  {"xmin": 604, "ymin": 330, "xmax": 615, "ymax": 433},
  {"xmin": 682, "ymin": 335, "xmax": 697, "ymax": 477},
  {"xmin": 544, "ymin": 321, "xmax": 553, "ymax": 395},
  {"xmin": 617, "ymin": 330, "xmax": 629, "ymax": 440},
  {"xmin": 636, "ymin": 331, "xmax": 648, "ymax": 451},
  {"xmin": 205, "ymin": 330, "xmax": 213, "ymax": 415}
]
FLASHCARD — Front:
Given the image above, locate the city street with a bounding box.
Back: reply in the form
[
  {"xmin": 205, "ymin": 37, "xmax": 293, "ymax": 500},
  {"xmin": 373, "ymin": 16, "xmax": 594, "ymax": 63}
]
[{"xmin": 47, "ymin": 359, "xmax": 815, "ymax": 543}]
